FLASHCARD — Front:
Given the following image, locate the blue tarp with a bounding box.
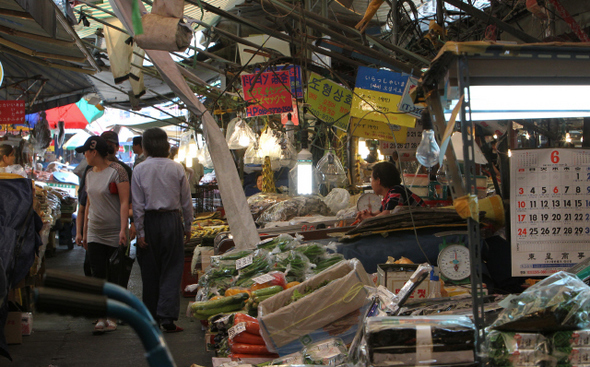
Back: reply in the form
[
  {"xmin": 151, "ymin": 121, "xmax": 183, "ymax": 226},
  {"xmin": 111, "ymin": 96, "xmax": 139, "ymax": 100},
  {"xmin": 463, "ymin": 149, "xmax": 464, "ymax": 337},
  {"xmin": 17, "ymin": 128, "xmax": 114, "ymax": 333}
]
[{"xmin": 0, "ymin": 178, "xmax": 42, "ymax": 360}]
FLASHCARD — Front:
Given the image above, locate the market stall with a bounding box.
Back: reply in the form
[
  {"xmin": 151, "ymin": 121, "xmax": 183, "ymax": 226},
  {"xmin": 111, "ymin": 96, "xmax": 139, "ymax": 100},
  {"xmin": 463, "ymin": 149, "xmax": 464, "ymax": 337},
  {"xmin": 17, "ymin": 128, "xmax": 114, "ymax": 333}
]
[{"xmin": 175, "ymin": 41, "xmax": 590, "ymax": 367}]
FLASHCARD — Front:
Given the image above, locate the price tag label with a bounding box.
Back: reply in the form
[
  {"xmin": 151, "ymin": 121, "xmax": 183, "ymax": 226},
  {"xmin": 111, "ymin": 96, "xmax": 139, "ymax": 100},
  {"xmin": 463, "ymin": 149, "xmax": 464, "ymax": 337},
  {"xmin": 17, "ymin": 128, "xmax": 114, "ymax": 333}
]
[
  {"xmin": 252, "ymin": 274, "xmax": 274, "ymax": 284},
  {"xmin": 228, "ymin": 322, "xmax": 246, "ymax": 340},
  {"xmin": 236, "ymin": 254, "xmax": 253, "ymax": 270}
]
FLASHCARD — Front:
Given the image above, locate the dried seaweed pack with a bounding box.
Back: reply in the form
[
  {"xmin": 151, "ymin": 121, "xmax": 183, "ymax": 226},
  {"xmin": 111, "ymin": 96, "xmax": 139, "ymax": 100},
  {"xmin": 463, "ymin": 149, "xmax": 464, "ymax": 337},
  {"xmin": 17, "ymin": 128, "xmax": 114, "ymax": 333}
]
[{"xmin": 365, "ymin": 316, "xmax": 476, "ymax": 366}]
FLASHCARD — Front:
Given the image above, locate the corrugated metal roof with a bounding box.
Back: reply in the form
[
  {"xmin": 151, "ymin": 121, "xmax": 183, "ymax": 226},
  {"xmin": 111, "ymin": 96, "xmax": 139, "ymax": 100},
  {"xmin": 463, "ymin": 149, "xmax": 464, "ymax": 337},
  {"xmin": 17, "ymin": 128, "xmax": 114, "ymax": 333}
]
[{"xmin": 0, "ymin": 0, "xmax": 99, "ymax": 111}]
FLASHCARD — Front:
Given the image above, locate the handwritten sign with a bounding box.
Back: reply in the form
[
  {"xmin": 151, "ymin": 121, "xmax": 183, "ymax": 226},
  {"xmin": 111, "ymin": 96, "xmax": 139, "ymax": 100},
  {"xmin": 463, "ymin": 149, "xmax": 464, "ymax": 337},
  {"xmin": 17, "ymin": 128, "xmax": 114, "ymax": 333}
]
[
  {"xmin": 0, "ymin": 100, "xmax": 25, "ymax": 125},
  {"xmin": 306, "ymin": 73, "xmax": 352, "ymax": 130},
  {"xmin": 241, "ymin": 70, "xmax": 293, "ymax": 117},
  {"xmin": 350, "ymin": 67, "xmax": 416, "ymax": 128},
  {"xmin": 350, "ymin": 117, "xmax": 407, "ymax": 143},
  {"xmin": 256, "ymin": 65, "xmax": 303, "ymax": 99}
]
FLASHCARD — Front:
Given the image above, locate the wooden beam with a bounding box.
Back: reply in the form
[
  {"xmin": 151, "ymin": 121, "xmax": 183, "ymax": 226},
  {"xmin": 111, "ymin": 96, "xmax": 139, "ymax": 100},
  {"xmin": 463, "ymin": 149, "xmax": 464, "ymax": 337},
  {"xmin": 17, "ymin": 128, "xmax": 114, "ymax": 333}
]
[
  {"xmin": 0, "ymin": 24, "xmax": 76, "ymax": 46},
  {"xmin": 0, "ymin": 36, "xmax": 88, "ymax": 63},
  {"xmin": 0, "ymin": 45, "xmax": 97, "ymax": 74},
  {"xmin": 0, "ymin": 9, "xmax": 33, "ymax": 20}
]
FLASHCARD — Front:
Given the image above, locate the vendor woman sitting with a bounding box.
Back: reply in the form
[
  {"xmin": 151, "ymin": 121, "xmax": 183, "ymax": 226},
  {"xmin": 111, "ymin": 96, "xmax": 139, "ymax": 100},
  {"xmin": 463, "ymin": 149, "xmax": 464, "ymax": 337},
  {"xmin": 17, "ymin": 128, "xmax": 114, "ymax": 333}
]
[{"xmin": 356, "ymin": 161, "xmax": 425, "ymax": 221}]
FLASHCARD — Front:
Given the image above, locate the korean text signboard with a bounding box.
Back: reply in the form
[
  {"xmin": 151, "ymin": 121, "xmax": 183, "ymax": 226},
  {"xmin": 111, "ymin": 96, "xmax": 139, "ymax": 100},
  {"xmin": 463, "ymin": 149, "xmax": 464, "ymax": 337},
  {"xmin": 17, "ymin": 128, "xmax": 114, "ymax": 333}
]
[
  {"xmin": 0, "ymin": 100, "xmax": 25, "ymax": 124},
  {"xmin": 350, "ymin": 67, "xmax": 416, "ymax": 128},
  {"xmin": 241, "ymin": 71, "xmax": 293, "ymax": 117},
  {"xmin": 306, "ymin": 73, "xmax": 352, "ymax": 130},
  {"xmin": 510, "ymin": 149, "xmax": 590, "ymax": 277},
  {"xmin": 256, "ymin": 65, "xmax": 303, "ymax": 99}
]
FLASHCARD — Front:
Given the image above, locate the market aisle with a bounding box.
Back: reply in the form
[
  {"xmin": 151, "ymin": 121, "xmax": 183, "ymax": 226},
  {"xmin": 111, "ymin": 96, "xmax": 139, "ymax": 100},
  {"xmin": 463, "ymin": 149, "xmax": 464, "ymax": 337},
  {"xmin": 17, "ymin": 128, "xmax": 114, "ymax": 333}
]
[{"xmin": 6, "ymin": 243, "xmax": 214, "ymax": 367}]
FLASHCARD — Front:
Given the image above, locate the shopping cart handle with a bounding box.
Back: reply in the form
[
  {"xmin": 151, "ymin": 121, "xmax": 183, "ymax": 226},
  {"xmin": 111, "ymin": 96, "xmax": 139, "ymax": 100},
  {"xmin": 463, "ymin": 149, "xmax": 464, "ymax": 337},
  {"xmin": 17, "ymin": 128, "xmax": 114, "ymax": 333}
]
[
  {"xmin": 43, "ymin": 269, "xmax": 105, "ymax": 295},
  {"xmin": 34, "ymin": 288, "xmax": 108, "ymax": 318}
]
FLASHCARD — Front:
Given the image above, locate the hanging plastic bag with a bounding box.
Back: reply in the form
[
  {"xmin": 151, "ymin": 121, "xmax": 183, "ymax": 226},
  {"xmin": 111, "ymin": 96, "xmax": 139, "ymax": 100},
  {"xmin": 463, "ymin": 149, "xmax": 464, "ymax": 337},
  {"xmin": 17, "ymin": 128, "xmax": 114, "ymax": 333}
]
[
  {"xmin": 245, "ymin": 138, "xmax": 265, "ymax": 165},
  {"xmin": 197, "ymin": 146, "xmax": 214, "ymax": 169},
  {"xmin": 227, "ymin": 117, "xmax": 257, "ymax": 150},
  {"xmin": 258, "ymin": 128, "xmax": 282, "ymax": 162},
  {"xmin": 317, "ymin": 150, "xmax": 347, "ymax": 190},
  {"xmin": 279, "ymin": 134, "xmax": 296, "ymax": 168}
]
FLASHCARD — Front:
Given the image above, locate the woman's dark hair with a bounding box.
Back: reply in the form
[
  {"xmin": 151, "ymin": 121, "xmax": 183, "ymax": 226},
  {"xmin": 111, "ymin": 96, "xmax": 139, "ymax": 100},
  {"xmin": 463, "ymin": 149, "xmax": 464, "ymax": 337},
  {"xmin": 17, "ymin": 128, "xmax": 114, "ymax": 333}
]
[
  {"xmin": 0, "ymin": 144, "xmax": 14, "ymax": 159},
  {"xmin": 143, "ymin": 127, "xmax": 170, "ymax": 158},
  {"xmin": 372, "ymin": 161, "xmax": 401, "ymax": 188}
]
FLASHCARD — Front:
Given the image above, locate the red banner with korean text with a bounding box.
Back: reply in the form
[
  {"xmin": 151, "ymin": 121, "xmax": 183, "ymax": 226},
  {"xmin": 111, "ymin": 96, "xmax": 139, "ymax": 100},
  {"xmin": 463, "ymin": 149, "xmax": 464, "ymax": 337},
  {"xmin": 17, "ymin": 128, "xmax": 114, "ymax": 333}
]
[
  {"xmin": 241, "ymin": 71, "xmax": 293, "ymax": 117},
  {"xmin": 0, "ymin": 100, "xmax": 25, "ymax": 125}
]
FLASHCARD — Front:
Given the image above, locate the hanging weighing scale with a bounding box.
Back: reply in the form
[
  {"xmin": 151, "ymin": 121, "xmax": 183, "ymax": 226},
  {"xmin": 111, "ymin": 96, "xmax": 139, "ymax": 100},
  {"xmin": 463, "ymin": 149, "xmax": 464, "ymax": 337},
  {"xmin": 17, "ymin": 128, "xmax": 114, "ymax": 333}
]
[
  {"xmin": 435, "ymin": 231, "xmax": 471, "ymax": 284},
  {"xmin": 357, "ymin": 193, "xmax": 381, "ymax": 212}
]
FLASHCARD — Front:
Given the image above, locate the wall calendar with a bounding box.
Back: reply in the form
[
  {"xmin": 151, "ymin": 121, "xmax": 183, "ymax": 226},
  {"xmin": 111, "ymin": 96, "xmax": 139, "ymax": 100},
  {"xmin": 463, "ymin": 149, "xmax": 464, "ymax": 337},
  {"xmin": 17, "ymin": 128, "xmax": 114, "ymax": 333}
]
[{"xmin": 510, "ymin": 149, "xmax": 590, "ymax": 277}]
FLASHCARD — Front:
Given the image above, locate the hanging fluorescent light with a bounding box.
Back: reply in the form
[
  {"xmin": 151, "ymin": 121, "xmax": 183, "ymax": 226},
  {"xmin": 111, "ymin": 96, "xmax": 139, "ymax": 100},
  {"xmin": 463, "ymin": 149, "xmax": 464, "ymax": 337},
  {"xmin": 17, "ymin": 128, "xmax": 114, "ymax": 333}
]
[
  {"xmin": 296, "ymin": 148, "xmax": 313, "ymax": 195},
  {"xmin": 445, "ymin": 85, "xmax": 590, "ymax": 121}
]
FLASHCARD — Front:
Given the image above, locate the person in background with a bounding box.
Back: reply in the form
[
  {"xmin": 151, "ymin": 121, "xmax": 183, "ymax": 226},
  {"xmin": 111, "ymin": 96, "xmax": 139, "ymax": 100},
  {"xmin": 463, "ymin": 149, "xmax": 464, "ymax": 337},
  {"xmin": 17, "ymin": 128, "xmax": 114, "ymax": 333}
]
[
  {"xmin": 131, "ymin": 127, "xmax": 193, "ymax": 333},
  {"xmin": 76, "ymin": 136, "xmax": 129, "ymax": 334},
  {"xmin": 0, "ymin": 144, "xmax": 16, "ymax": 171},
  {"xmin": 355, "ymin": 161, "xmax": 425, "ymax": 221},
  {"xmin": 132, "ymin": 136, "xmax": 146, "ymax": 166},
  {"xmin": 169, "ymin": 145, "xmax": 179, "ymax": 160},
  {"xmin": 101, "ymin": 130, "xmax": 135, "ymax": 241}
]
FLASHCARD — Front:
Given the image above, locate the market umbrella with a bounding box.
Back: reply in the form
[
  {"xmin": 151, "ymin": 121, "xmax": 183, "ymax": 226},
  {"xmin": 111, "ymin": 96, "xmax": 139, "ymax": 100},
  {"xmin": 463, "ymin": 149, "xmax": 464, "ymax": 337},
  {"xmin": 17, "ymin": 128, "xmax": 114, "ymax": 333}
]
[
  {"xmin": 63, "ymin": 131, "xmax": 91, "ymax": 150},
  {"xmin": 45, "ymin": 98, "xmax": 105, "ymax": 130}
]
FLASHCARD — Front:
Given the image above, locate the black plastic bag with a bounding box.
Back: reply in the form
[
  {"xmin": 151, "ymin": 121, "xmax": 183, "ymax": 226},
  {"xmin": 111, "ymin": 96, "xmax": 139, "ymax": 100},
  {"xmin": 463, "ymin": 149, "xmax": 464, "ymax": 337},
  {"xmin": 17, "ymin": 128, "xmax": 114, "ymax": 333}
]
[{"xmin": 108, "ymin": 245, "xmax": 134, "ymax": 288}]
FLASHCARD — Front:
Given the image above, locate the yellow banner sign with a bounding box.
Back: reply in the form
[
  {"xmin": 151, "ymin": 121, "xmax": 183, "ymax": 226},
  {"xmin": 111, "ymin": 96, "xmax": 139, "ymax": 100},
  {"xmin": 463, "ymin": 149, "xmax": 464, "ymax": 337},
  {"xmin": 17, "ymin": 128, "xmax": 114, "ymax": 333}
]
[
  {"xmin": 306, "ymin": 73, "xmax": 352, "ymax": 130},
  {"xmin": 350, "ymin": 117, "xmax": 407, "ymax": 143},
  {"xmin": 350, "ymin": 89, "xmax": 416, "ymax": 128}
]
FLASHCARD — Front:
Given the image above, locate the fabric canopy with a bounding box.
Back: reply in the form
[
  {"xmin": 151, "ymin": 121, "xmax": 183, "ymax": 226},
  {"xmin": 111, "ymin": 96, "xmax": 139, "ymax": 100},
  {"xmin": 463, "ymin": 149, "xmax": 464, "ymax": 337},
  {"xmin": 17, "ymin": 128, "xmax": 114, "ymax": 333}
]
[
  {"xmin": 45, "ymin": 98, "xmax": 105, "ymax": 130},
  {"xmin": 63, "ymin": 131, "xmax": 91, "ymax": 151}
]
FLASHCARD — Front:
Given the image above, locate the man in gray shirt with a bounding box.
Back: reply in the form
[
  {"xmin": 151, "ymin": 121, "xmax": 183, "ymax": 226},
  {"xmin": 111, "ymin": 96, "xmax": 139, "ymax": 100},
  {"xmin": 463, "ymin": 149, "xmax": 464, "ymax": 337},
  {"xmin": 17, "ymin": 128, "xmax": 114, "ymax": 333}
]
[{"xmin": 131, "ymin": 127, "xmax": 193, "ymax": 333}]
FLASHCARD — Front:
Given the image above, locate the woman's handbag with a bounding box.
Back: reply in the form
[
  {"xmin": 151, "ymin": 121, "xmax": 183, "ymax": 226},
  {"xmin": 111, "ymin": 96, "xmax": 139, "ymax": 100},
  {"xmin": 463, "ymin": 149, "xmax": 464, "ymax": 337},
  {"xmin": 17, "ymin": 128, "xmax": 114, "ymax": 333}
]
[{"xmin": 108, "ymin": 244, "xmax": 134, "ymax": 288}]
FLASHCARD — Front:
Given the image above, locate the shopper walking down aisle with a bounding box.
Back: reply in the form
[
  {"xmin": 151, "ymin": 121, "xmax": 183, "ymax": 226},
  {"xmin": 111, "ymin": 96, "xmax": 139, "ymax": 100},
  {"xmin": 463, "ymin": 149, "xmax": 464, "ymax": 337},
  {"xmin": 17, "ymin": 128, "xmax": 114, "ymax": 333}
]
[
  {"xmin": 75, "ymin": 136, "xmax": 130, "ymax": 334},
  {"xmin": 131, "ymin": 128, "xmax": 193, "ymax": 333}
]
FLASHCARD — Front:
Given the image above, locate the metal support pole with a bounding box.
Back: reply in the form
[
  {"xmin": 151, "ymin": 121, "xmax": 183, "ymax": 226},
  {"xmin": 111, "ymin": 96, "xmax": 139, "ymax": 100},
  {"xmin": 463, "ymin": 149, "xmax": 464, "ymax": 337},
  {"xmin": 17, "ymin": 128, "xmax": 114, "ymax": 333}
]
[
  {"xmin": 457, "ymin": 55, "xmax": 486, "ymax": 357},
  {"xmin": 425, "ymin": 88, "xmax": 465, "ymax": 199}
]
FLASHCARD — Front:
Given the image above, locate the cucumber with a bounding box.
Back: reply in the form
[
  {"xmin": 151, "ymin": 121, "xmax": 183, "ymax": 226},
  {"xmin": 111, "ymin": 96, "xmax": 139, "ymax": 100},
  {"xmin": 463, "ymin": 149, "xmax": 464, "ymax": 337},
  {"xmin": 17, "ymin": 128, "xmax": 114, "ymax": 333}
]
[
  {"xmin": 255, "ymin": 293, "xmax": 277, "ymax": 303},
  {"xmin": 252, "ymin": 285, "xmax": 283, "ymax": 297},
  {"xmin": 191, "ymin": 293, "xmax": 249, "ymax": 311},
  {"xmin": 192, "ymin": 302, "xmax": 245, "ymax": 320}
]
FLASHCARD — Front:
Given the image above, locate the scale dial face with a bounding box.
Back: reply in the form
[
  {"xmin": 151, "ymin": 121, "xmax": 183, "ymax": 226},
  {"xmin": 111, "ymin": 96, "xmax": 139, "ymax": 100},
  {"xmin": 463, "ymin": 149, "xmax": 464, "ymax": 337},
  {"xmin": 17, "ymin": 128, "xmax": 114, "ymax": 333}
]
[
  {"xmin": 438, "ymin": 244, "xmax": 471, "ymax": 281},
  {"xmin": 357, "ymin": 193, "xmax": 382, "ymax": 212}
]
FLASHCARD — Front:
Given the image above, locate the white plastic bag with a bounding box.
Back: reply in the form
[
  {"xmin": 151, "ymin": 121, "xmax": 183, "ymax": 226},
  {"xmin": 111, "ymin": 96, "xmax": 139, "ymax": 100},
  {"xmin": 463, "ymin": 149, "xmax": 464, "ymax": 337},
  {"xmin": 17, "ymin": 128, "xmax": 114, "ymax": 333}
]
[
  {"xmin": 323, "ymin": 188, "xmax": 351, "ymax": 214},
  {"xmin": 226, "ymin": 117, "xmax": 256, "ymax": 150},
  {"xmin": 197, "ymin": 146, "xmax": 214, "ymax": 169}
]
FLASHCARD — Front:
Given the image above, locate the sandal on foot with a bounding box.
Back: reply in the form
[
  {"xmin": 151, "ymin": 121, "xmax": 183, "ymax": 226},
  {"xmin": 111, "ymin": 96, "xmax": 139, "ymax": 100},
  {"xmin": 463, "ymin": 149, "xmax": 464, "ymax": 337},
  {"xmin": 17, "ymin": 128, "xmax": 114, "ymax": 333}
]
[
  {"xmin": 93, "ymin": 320, "xmax": 106, "ymax": 334},
  {"xmin": 104, "ymin": 320, "xmax": 117, "ymax": 332}
]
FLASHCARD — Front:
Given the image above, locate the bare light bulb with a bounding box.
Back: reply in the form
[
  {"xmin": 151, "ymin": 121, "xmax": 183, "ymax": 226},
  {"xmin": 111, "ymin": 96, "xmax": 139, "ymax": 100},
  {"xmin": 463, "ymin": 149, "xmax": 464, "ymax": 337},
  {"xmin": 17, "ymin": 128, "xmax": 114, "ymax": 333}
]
[
  {"xmin": 238, "ymin": 135, "xmax": 251, "ymax": 148},
  {"xmin": 416, "ymin": 129, "xmax": 440, "ymax": 168}
]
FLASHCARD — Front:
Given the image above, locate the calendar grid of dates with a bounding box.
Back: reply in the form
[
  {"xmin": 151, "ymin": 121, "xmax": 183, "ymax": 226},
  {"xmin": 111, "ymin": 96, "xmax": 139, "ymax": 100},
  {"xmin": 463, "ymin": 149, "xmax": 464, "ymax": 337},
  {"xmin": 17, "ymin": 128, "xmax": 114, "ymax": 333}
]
[{"xmin": 510, "ymin": 149, "xmax": 590, "ymax": 277}]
